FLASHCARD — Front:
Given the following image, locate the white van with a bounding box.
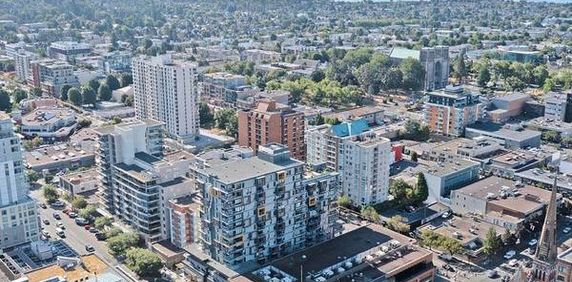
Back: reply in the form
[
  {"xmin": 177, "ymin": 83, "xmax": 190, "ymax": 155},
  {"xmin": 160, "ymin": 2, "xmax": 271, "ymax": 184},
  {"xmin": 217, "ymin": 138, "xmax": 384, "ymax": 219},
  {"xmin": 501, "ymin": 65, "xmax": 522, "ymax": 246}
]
[{"xmin": 55, "ymin": 228, "xmax": 65, "ymax": 237}]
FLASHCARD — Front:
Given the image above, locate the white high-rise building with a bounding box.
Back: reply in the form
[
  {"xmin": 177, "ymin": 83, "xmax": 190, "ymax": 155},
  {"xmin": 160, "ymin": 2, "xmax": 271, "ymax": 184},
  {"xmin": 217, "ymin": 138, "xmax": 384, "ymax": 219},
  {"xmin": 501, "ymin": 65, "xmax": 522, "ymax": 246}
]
[
  {"xmin": 306, "ymin": 119, "xmax": 393, "ymax": 205},
  {"xmin": 132, "ymin": 54, "xmax": 200, "ymax": 143},
  {"xmin": 13, "ymin": 50, "xmax": 35, "ymax": 81},
  {"xmin": 0, "ymin": 112, "xmax": 40, "ymax": 249}
]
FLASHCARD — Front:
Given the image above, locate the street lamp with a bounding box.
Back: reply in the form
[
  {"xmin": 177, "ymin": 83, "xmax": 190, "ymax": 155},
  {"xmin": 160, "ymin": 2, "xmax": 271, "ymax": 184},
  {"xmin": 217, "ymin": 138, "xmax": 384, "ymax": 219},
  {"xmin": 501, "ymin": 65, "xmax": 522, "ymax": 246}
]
[{"xmin": 300, "ymin": 255, "xmax": 307, "ymax": 282}]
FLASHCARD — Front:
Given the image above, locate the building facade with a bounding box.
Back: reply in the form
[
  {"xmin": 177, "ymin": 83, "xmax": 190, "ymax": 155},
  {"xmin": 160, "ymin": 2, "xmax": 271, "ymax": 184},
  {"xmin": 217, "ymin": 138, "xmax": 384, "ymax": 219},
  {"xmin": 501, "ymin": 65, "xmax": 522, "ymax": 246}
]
[
  {"xmin": 238, "ymin": 100, "xmax": 305, "ymax": 160},
  {"xmin": 168, "ymin": 195, "xmax": 200, "ymax": 249},
  {"xmin": 194, "ymin": 144, "xmax": 339, "ymax": 269},
  {"xmin": 13, "ymin": 50, "xmax": 36, "ymax": 81},
  {"xmin": 132, "ymin": 54, "xmax": 200, "ymax": 143},
  {"xmin": 201, "ymin": 72, "xmax": 247, "ymax": 109},
  {"xmin": 0, "ymin": 112, "xmax": 40, "ymax": 249},
  {"xmin": 306, "ymin": 119, "xmax": 393, "ymax": 205},
  {"xmin": 28, "ymin": 60, "xmax": 80, "ymax": 97},
  {"xmin": 425, "ymin": 85, "xmax": 484, "ymax": 137},
  {"xmin": 48, "ymin": 41, "xmax": 92, "ymax": 63},
  {"xmin": 390, "ymin": 46, "xmax": 450, "ymax": 91}
]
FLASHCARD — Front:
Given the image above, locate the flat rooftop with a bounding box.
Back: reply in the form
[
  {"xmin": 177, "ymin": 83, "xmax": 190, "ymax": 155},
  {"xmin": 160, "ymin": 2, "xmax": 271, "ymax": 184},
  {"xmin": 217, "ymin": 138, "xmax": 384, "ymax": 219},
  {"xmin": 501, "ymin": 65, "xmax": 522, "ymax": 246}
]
[
  {"xmin": 25, "ymin": 254, "xmax": 108, "ymax": 282},
  {"xmin": 60, "ymin": 168, "xmax": 99, "ymax": 184},
  {"xmin": 425, "ymin": 159, "xmax": 479, "ymax": 177},
  {"xmin": 268, "ymin": 224, "xmax": 410, "ymax": 278},
  {"xmin": 322, "ymin": 106, "xmax": 383, "ymax": 122},
  {"xmin": 22, "ymin": 107, "xmax": 75, "ymax": 126},
  {"xmin": 24, "ymin": 143, "xmax": 95, "ymax": 168},
  {"xmin": 93, "ymin": 119, "xmax": 163, "ymax": 135},
  {"xmin": 467, "ymin": 122, "xmax": 541, "ymax": 142},
  {"xmin": 202, "ymin": 156, "xmax": 302, "ymax": 184},
  {"xmin": 423, "ymin": 216, "xmax": 504, "ymax": 246}
]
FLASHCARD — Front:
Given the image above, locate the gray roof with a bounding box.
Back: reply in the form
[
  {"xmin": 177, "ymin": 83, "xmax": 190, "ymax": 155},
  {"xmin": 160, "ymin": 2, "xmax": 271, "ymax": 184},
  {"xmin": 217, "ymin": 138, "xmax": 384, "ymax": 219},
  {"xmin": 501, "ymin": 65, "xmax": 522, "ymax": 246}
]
[
  {"xmin": 467, "ymin": 122, "xmax": 541, "ymax": 142},
  {"xmin": 389, "ymin": 47, "xmax": 420, "ymax": 60},
  {"xmin": 203, "ymin": 157, "xmax": 302, "ymax": 184}
]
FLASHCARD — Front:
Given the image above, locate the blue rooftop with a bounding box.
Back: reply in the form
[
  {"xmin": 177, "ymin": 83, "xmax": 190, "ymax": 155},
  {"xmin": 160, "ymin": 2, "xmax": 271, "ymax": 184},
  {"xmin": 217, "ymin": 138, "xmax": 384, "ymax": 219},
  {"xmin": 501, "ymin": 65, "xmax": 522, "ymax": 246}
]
[{"xmin": 330, "ymin": 119, "xmax": 369, "ymax": 137}]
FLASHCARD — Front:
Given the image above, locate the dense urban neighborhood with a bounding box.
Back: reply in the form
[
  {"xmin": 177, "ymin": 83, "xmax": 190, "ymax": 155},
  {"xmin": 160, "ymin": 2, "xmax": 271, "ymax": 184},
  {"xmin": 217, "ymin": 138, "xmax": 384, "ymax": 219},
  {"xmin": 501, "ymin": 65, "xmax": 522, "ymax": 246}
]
[{"xmin": 1, "ymin": 0, "xmax": 572, "ymax": 281}]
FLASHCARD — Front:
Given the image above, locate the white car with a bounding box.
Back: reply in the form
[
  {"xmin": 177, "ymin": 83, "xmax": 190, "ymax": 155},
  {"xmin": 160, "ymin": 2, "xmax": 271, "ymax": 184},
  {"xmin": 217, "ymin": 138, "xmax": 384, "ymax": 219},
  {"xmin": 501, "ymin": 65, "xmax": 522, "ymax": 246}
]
[
  {"xmin": 56, "ymin": 222, "xmax": 65, "ymax": 229},
  {"xmin": 528, "ymin": 239, "xmax": 538, "ymax": 246},
  {"xmin": 564, "ymin": 227, "xmax": 572, "ymax": 234},
  {"xmin": 508, "ymin": 259, "xmax": 519, "ymax": 267},
  {"xmin": 504, "ymin": 250, "xmax": 516, "ymax": 259}
]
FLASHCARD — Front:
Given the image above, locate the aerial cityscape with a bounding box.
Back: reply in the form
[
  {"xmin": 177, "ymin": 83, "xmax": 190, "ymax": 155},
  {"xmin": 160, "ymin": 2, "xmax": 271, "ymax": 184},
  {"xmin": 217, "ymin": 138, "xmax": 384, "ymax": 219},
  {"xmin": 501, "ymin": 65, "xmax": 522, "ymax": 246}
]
[{"xmin": 1, "ymin": 0, "xmax": 572, "ymax": 281}]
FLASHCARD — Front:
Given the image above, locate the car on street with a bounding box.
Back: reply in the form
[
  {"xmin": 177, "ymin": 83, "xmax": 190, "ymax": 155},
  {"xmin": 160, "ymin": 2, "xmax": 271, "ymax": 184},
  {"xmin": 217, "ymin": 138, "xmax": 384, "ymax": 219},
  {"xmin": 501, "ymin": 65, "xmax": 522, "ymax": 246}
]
[
  {"xmin": 56, "ymin": 228, "xmax": 65, "ymax": 238},
  {"xmin": 487, "ymin": 270, "xmax": 498, "ymax": 278},
  {"xmin": 53, "ymin": 212, "xmax": 61, "ymax": 220},
  {"xmin": 95, "ymin": 232, "xmax": 106, "ymax": 241},
  {"xmin": 508, "ymin": 259, "xmax": 519, "ymax": 267},
  {"xmin": 84, "ymin": 225, "xmax": 92, "ymax": 230},
  {"xmin": 68, "ymin": 212, "xmax": 78, "ymax": 218},
  {"xmin": 39, "ymin": 203, "xmax": 47, "ymax": 209},
  {"xmin": 89, "ymin": 227, "xmax": 99, "ymax": 233},
  {"xmin": 85, "ymin": 245, "xmax": 95, "ymax": 252},
  {"xmin": 42, "ymin": 219, "xmax": 50, "ymax": 225},
  {"xmin": 41, "ymin": 230, "xmax": 50, "ymax": 239},
  {"xmin": 56, "ymin": 222, "xmax": 65, "ymax": 229},
  {"xmin": 504, "ymin": 250, "xmax": 516, "ymax": 259},
  {"xmin": 75, "ymin": 217, "xmax": 88, "ymax": 225},
  {"xmin": 564, "ymin": 227, "xmax": 572, "ymax": 234},
  {"xmin": 51, "ymin": 200, "xmax": 65, "ymax": 208},
  {"xmin": 529, "ymin": 239, "xmax": 538, "ymax": 246}
]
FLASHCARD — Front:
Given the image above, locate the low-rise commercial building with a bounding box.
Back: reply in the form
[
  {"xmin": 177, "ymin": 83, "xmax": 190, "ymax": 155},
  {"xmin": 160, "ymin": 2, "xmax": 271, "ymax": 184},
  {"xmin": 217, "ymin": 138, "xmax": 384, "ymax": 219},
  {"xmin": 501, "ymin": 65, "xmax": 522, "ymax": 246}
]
[
  {"xmin": 423, "ymin": 159, "xmax": 480, "ymax": 204},
  {"xmin": 48, "ymin": 41, "xmax": 92, "ymax": 62},
  {"xmin": 466, "ymin": 122, "xmax": 542, "ymax": 149},
  {"xmin": 450, "ymin": 176, "xmax": 559, "ymax": 231},
  {"xmin": 59, "ymin": 168, "xmax": 99, "ymax": 196},
  {"xmin": 20, "ymin": 106, "xmax": 77, "ymax": 141},
  {"xmin": 243, "ymin": 49, "xmax": 281, "ymax": 64}
]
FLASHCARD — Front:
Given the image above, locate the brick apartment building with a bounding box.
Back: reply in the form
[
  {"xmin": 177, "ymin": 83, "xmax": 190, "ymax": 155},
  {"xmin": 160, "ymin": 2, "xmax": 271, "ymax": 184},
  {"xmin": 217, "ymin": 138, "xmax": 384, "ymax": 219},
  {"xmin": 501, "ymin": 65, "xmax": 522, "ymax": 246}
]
[{"xmin": 238, "ymin": 100, "xmax": 305, "ymax": 160}]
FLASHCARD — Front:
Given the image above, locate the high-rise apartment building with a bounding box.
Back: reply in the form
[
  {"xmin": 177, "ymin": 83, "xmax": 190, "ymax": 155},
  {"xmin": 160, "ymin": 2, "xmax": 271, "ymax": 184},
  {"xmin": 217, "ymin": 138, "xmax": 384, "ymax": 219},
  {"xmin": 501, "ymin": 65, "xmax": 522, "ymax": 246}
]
[
  {"xmin": 306, "ymin": 119, "xmax": 393, "ymax": 205},
  {"xmin": 0, "ymin": 112, "xmax": 40, "ymax": 249},
  {"xmin": 193, "ymin": 143, "xmax": 339, "ymax": 269},
  {"xmin": 238, "ymin": 100, "xmax": 305, "ymax": 160},
  {"xmin": 424, "ymin": 85, "xmax": 483, "ymax": 137},
  {"xmin": 13, "ymin": 50, "xmax": 36, "ymax": 81},
  {"xmin": 95, "ymin": 120, "xmax": 195, "ymax": 243},
  {"xmin": 132, "ymin": 54, "xmax": 200, "ymax": 143}
]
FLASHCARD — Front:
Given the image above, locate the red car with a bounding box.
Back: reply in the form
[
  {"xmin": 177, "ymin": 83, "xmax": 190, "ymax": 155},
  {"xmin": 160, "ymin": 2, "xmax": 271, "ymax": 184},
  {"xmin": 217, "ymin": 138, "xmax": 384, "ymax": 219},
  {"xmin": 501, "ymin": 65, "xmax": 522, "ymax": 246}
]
[{"xmin": 84, "ymin": 225, "xmax": 92, "ymax": 230}]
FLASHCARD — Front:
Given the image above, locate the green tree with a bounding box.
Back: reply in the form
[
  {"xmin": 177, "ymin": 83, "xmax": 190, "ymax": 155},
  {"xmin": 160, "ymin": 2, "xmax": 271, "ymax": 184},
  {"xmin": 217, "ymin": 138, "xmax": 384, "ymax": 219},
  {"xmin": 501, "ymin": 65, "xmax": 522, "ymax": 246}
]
[
  {"xmin": 360, "ymin": 206, "xmax": 380, "ymax": 222},
  {"xmin": 26, "ymin": 170, "xmax": 40, "ymax": 183},
  {"xmin": 104, "ymin": 227, "xmax": 123, "ymax": 239},
  {"xmin": 79, "ymin": 204, "xmax": 97, "ymax": 219},
  {"xmin": 71, "ymin": 196, "xmax": 88, "ymax": 209},
  {"xmin": 43, "ymin": 184, "xmax": 59, "ymax": 204},
  {"xmin": 387, "ymin": 215, "xmax": 410, "ymax": 233},
  {"xmin": 441, "ymin": 237, "xmax": 464, "ymax": 256},
  {"xmin": 532, "ymin": 65, "xmax": 549, "ymax": 85},
  {"xmin": 12, "ymin": 89, "xmax": 28, "ymax": 104},
  {"xmin": 67, "ymin": 87, "xmax": 82, "ymax": 106},
  {"xmin": 411, "ymin": 151, "xmax": 419, "ymax": 162},
  {"xmin": 81, "ymin": 86, "xmax": 97, "ymax": 107},
  {"xmin": 88, "ymin": 79, "xmax": 100, "ymax": 92},
  {"xmin": 477, "ymin": 66, "xmax": 491, "ymax": 87},
  {"xmin": 543, "ymin": 78, "xmax": 555, "ymax": 93},
  {"xmin": 420, "ymin": 229, "xmax": 440, "ymax": 250},
  {"xmin": 112, "ymin": 116, "xmax": 122, "ymax": 124},
  {"xmin": 0, "ymin": 89, "xmax": 11, "ymax": 112},
  {"xmin": 542, "ymin": 130, "xmax": 560, "ymax": 143},
  {"xmin": 106, "ymin": 74, "xmax": 121, "ymax": 91},
  {"xmin": 125, "ymin": 248, "xmax": 164, "ymax": 278},
  {"xmin": 97, "ymin": 83, "xmax": 112, "ymax": 101},
  {"xmin": 452, "ymin": 51, "xmax": 468, "ymax": 80},
  {"xmin": 214, "ymin": 109, "xmax": 238, "ymax": 137},
  {"xmin": 400, "ymin": 58, "xmax": 425, "ymax": 91},
  {"xmin": 199, "ymin": 102, "xmax": 214, "ymax": 127},
  {"xmin": 94, "ymin": 216, "xmax": 113, "ymax": 230},
  {"xmin": 483, "ymin": 227, "xmax": 502, "ymax": 255},
  {"xmin": 415, "ymin": 173, "xmax": 429, "ymax": 203},
  {"xmin": 310, "ymin": 69, "xmax": 325, "ymax": 82},
  {"xmin": 400, "ymin": 120, "xmax": 430, "ymax": 141},
  {"xmin": 390, "ymin": 179, "xmax": 412, "ymax": 205},
  {"xmin": 60, "ymin": 85, "xmax": 72, "ymax": 101},
  {"xmin": 120, "ymin": 74, "xmax": 133, "ymax": 87},
  {"xmin": 337, "ymin": 195, "xmax": 351, "ymax": 208},
  {"xmin": 107, "ymin": 232, "xmax": 139, "ymax": 256}
]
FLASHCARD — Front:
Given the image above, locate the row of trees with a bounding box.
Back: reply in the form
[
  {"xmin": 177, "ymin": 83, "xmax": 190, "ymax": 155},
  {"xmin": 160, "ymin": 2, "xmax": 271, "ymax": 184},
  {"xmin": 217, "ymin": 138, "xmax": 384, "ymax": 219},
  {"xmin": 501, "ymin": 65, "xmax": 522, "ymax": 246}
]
[
  {"xmin": 61, "ymin": 74, "xmax": 132, "ymax": 107},
  {"xmin": 105, "ymin": 229, "xmax": 163, "ymax": 278}
]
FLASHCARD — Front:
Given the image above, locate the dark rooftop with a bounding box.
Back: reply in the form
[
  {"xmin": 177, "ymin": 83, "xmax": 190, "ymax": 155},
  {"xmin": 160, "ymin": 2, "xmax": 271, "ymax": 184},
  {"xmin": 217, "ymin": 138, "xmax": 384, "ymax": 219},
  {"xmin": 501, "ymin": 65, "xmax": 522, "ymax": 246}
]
[
  {"xmin": 269, "ymin": 226, "xmax": 392, "ymax": 278},
  {"xmin": 135, "ymin": 151, "xmax": 161, "ymax": 164}
]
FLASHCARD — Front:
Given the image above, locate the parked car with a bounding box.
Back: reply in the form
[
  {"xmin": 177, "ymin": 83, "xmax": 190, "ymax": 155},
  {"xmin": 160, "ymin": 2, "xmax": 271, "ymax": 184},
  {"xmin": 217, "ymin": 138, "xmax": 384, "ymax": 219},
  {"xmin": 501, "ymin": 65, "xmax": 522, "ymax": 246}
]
[
  {"xmin": 84, "ymin": 225, "xmax": 92, "ymax": 230},
  {"xmin": 442, "ymin": 211, "xmax": 451, "ymax": 218},
  {"xmin": 51, "ymin": 201, "xmax": 65, "ymax": 208},
  {"xmin": 53, "ymin": 213, "xmax": 61, "ymax": 220},
  {"xmin": 564, "ymin": 227, "xmax": 572, "ymax": 234},
  {"xmin": 56, "ymin": 222, "xmax": 65, "ymax": 229},
  {"xmin": 508, "ymin": 259, "xmax": 519, "ymax": 267},
  {"xmin": 487, "ymin": 270, "xmax": 498, "ymax": 278},
  {"xmin": 528, "ymin": 239, "xmax": 538, "ymax": 246},
  {"xmin": 89, "ymin": 227, "xmax": 99, "ymax": 233},
  {"xmin": 504, "ymin": 250, "xmax": 516, "ymax": 259},
  {"xmin": 85, "ymin": 245, "xmax": 95, "ymax": 252},
  {"xmin": 39, "ymin": 203, "xmax": 47, "ymax": 209},
  {"xmin": 69, "ymin": 212, "xmax": 78, "ymax": 219},
  {"xmin": 41, "ymin": 230, "xmax": 50, "ymax": 239},
  {"xmin": 42, "ymin": 219, "xmax": 49, "ymax": 225},
  {"xmin": 443, "ymin": 264, "xmax": 455, "ymax": 272},
  {"xmin": 75, "ymin": 217, "xmax": 88, "ymax": 225},
  {"xmin": 526, "ymin": 248, "xmax": 536, "ymax": 255},
  {"xmin": 95, "ymin": 232, "xmax": 106, "ymax": 241}
]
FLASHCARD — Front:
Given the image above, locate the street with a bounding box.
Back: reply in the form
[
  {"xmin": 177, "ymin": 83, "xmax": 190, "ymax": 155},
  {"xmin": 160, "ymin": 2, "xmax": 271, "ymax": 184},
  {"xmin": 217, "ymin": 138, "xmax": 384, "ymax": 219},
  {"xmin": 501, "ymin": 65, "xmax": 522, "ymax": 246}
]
[{"xmin": 29, "ymin": 188, "xmax": 138, "ymax": 281}]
